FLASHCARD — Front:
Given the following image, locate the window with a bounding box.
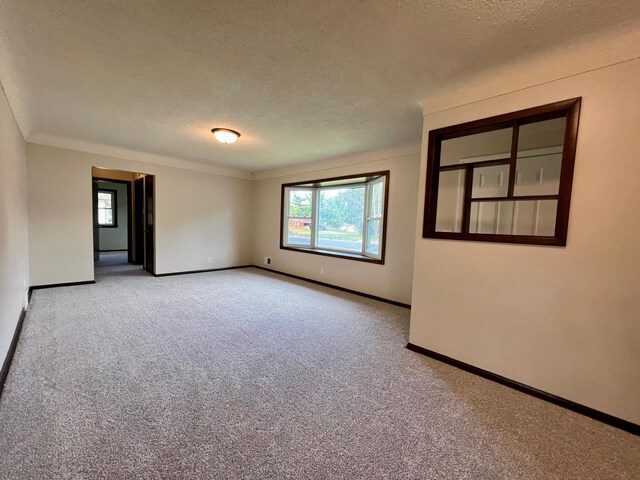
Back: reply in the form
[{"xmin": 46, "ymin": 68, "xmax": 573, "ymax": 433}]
[
  {"xmin": 423, "ymin": 98, "xmax": 581, "ymax": 246},
  {"xmin": 97, "ymin": 189, "xmax": 117, "ymax": 227},
  {"xmin": 281, "ymin": 171, "xmax": 389, "ymax": 263}
]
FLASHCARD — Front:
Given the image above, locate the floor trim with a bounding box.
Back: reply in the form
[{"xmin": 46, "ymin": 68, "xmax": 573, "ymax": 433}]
[
  {"xmin": 406, "ymin": 342, "xmax": 639, "ymax": 436},
  {"xmin": 0, "ymin": 309, "xmax": 27, "ymax": 400},
  {"xmin": 154, "ymin": 265, "xmax": 253, "ymax": 277},
  {"xmin": 253, "ymin": 266, "xmax": 411, "ymax": 309},
  {"xmin": 28, "ymin": 280, "xmax": 97, "ymax": 302}
]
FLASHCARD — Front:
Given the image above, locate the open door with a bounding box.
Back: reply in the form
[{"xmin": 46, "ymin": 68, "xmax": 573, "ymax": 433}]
[
  {"xmin": 92, "ymin": 180, "xmax": 100, "ymax": 261},
  {"xmin": 91, "ymin": 168, "xmax": 154, "ymax": 275},
  {"xmin": 144, "ymin": 175, "xmax": 155, "ymax": 274},
  {"xmin": 134, "ymin": 177, "xmax": 144, "ymax": 265}
]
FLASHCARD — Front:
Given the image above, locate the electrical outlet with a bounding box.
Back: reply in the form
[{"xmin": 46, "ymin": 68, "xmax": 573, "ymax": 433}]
[
  {"xmin": 207, "ymin": 256, "xmax": 213, "ymax": 263},
  {"xmin": 264, "ymin": 257, "xmax": 272, "ymax": 265},
  {"xmin": 320, "ymin": 267, "xmax": 324, "ymax": 275}
]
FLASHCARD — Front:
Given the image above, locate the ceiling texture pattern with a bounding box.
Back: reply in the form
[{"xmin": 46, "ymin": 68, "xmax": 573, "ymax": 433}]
[{"xmin": 1, "ymin": 0, "xmax": 639, "ymax": 172}]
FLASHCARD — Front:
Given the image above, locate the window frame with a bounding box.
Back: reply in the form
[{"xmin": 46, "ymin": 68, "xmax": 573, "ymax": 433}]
[
  {"xmin": 97, "ymin": 188, "xmax": 118, "ymax": 228},
  {"xmin": 422, "ymin": 98, "xmax": 581, "ymax": 246},
  {"xmin": 280, "ymin": 171, "xmax": 390, "ymax": 264}
]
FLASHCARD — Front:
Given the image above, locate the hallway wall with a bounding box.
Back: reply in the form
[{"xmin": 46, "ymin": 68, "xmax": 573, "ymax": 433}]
[
  {"xmin": 0, "ymin": 84, "xmax": 29, "ymax": 369},
  {"xmin": 27, "ymin": 144, "xmax": 254, "ymax": 284}
]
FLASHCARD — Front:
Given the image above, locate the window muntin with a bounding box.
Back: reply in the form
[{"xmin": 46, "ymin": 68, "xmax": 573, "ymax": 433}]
[
  {"xmin": 281, "ymin": 172, "xmax": 389, "ymax": 263},
  {"xmin": 365, "ymin": 178, "xmax": 384, "ymax": 256},
  {"xmin": 285, "ymin": 189, "xmax": 313, "ymax": 246},
  {"xmin": 97, "ymin": 189, "xmax": 117, "ymax": 227},
  {"xmin": 423, "ymin": 98, "xmax": 580, "ymax": 246}
]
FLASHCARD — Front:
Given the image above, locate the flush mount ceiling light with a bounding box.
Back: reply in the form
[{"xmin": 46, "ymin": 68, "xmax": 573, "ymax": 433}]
[{"xmin": 211, "ymin": 128, "xmax": 241, "ymax": 144}]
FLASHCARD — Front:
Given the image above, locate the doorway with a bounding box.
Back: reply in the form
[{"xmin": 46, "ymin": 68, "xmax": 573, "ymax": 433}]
[{"xmin": 92, "ymin": 168, "xmax": 155, "ymax": 276}]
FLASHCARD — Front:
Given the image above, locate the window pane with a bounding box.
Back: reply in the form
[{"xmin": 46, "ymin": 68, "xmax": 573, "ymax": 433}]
[
  {"xmin": 98, "ymin": 209, "xmax": 113, "ymax": 226},
  {"xmin": 440, "ymin": 127, "xmax": 512, "ymax": 166},
  {"xmin": 104, "ymin": 210, "xmax": 113, "ymax": 225},
  {"xmin": 472, "ymin": 164, "xmax": 509, "ymax": 199},
  {"xmin": 469, "ymin": 200, "xmax": 558, "ymax": 236},
  {"xmin": 317, "ymin": 186, "xmax": 364, "ymax": 252},
  {"xmin": 514, "ymin": 117, "xmax": 566, "ymax": 197},
  {"xmin": 435, "ymin": 169, "xmax": 465, "ymax": 233},
  {"xmin": 287, "ymin": 218, "xmax": 311, "ymax": 246},
  {"xmin": 98, "ymin": 191, "xmax": 112, "ymax": 209},
  {"xmin": 288, "ymin": 190, "xmax": 312, "ymax": 218},
  {"xmin": 366, "ymin": 219, "xmax": 381, "ymax": 256},
  {"xmin": 369, "ymin": 181, "xmax": 384, "ymax": 218}
]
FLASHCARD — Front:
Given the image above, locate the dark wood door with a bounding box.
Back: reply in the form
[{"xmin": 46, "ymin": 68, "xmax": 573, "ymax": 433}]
[
  {"xmin": 92, "ymin": 180, "xmax": 100, "ymax": 262},
  {"xmin": 134, "ymin": 178, "xmax": 144, "ymax": 265},
  {"xmin": 143, "ymin": 175, "xmax": 155, "ymax": 274}
]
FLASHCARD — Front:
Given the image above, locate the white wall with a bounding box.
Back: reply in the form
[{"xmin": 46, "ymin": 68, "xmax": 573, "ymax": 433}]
[
  {"xmin": 0, "ymin": 85, "xmax": 29, "ymax": 365},
  {"xmin": 97, "ymin": 180, "xmax": 128, "ymax": 251},
  {"xmin": 410, "ymin": 58, "xmax": 640, "ymax": 424},
  {"xmin": 253, "ymin": 145, "xmax": 421, "ymax": 305},
  {"xmin": 27, "ymin": 144, "xmax": 254, "ymax": 284}
]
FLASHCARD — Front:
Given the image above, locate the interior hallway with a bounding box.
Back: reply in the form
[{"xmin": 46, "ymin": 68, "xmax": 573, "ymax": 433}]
[{"xmin": 94, "ymin": 251, "xmax": 143, "ymax": 277}]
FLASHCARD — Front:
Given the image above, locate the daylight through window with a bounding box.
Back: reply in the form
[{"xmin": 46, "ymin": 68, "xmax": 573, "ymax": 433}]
[
  {"xmin": 97, "ymin": 190, "xmax": 117, "ymax": 227},
  {"xmin": 281, "ymin": 172, "xmax": 389, "ymax": 263}
]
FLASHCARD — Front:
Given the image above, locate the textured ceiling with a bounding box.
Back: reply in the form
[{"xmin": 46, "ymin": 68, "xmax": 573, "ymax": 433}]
[{"xmin": 1, "ymin": 1, "xmax": 639, "ymax": 172}]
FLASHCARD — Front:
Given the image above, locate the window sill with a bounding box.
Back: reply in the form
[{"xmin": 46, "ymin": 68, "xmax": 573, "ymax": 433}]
[{"xmin": 280, "ymin": 246, "xmax": 384, "ymax": 264}]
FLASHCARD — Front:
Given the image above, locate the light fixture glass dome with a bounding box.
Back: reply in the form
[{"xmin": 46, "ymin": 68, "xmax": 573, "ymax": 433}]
[{"xmin": 211, "ymin": 128, "xmax": 241, "ymax": 144}]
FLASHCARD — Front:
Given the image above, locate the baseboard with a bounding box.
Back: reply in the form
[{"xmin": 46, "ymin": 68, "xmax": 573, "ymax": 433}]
[
  {"xmin": 406, "ymin": 343, "xmax": 639, "ymax": 436},
  {"xmin": 28, "ymin": 280, "xmax": 96, "ymax": 302},
  {"xmin": 0, "ymin": 308, "xmax": 27, "ymax": 400},
  {"xmin": 154, "ymin": 265, "xmax": 253, "ymax": 277},
  {"xmin": 253, "ymin": 266, "xmax": 411, "ymax": 309}
]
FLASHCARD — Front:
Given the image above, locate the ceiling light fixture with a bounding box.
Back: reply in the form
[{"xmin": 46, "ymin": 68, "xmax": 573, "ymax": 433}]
[{"xmin": 211, "ymin": 128, "xmax": 241, "ymax": 144}]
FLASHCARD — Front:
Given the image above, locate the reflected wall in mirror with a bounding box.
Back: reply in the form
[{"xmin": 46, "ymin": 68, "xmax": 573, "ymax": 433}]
[
  {"xmin": 514, "ymin": 117, "xmax": 566, "ymax": 197},
  {"xmin": 469, "ymin": 200, "xmax": 558, "ymax": 236},
  {"xmin": 440, "ymin": 127, "xmax": 512, "ymax": 166},
  {"xmin": 472, "ymin": 164, "xmax": 509, "ymax": 199},
  {"xmin": 435, "ymin": 170, "xmax": 466, "ymax": 233},
  {"xmin": 423, "ymin": 98, "xmax": 581, "ymax": 246}
]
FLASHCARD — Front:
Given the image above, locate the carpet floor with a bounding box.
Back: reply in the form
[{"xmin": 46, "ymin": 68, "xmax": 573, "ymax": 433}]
[
  {"xmin": 0, "ymin": 267, "xmax": 638, "ymax": 479},
  {"xmin": 94, "ymin": 251, "xmax": 130, "ymax": 268}
]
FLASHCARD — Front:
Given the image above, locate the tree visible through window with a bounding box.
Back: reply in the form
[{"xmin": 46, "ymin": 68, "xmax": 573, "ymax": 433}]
[
  {"xmin": 317, "ymin": 186, "xmax": 365, "ymax": 252},
  {"xmin": 281, "ymin": 172, "xmax": 389, "ymax": 263},
  {"xmin": 98, "ymin": 189, "xmax": 117, "ymax": 227}
]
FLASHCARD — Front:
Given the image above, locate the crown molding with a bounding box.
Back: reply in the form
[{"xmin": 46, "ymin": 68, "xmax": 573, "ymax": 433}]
[
  {"xmin": 27, "ymin": 134, "xmax": 419, "ymax": 182},
  {"xmin": 422, "ymin": 21, "xmax": 640, "ymax": 115},
  {"xmin": 0, "ymin": 80, "xmax": 26, "ymax": 141},
  {"xmin": 27, "ymin": 134, "xmax": 253, "ymax": 180},
  {"xmin": 252, "ymin": 143, "xmax": 421, "ymax": 181}
]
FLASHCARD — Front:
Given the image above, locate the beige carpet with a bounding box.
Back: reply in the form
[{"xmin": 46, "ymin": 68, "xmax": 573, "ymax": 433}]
[{"xmin": 0, "ymin": 267, "xmax": 638, "ymax": 479}]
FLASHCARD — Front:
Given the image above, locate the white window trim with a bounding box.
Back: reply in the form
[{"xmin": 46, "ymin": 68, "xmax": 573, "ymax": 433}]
[
  {"xmin": 364, "ymin": 176, "xmax": 385, "ymax": 259},
  {"xmin": 282, "ymin": 174, "xmax": 387, "ymax": 262},
  {"xmin": 97, "ymin": 189, "xmax": 116, "ymax": 227},
  {"xmin": 282, "ymin": 187, "xmax": 314, "ymax": 248}
]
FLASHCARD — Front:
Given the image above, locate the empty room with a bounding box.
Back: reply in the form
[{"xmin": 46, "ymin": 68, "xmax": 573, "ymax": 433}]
[{"xmin": 1, "ymin": 1, "xmax": 639, "ymax": 478}]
